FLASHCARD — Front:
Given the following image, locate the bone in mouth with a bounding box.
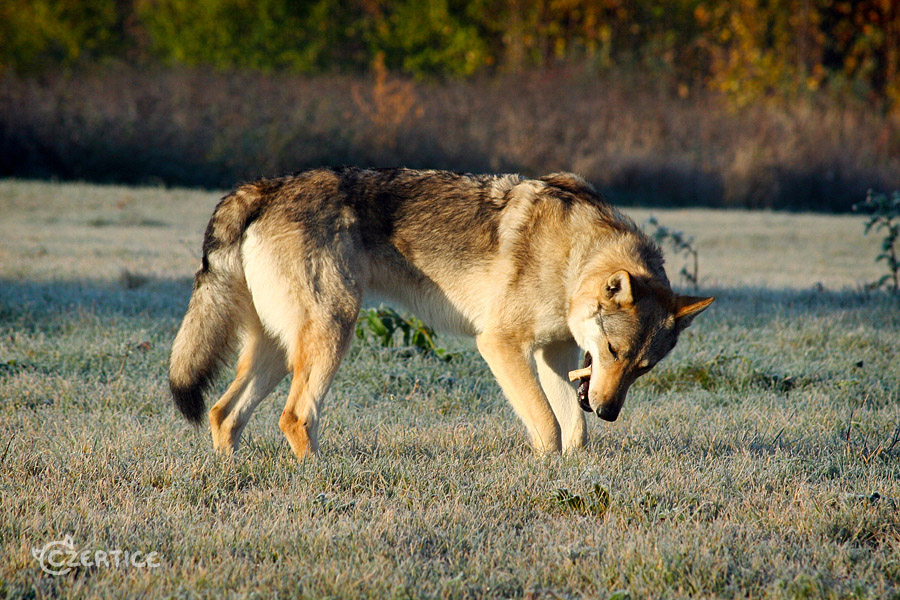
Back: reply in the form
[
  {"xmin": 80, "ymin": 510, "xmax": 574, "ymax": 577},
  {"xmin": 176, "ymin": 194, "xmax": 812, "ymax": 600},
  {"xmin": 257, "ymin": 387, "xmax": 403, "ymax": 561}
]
[
  {"xmin": 568, "ymin": 365, "xmax": 592, "ymax": 382},
  {"xmin": 574, "ymin": 352, "xmax": 593, "ymax": 412}
]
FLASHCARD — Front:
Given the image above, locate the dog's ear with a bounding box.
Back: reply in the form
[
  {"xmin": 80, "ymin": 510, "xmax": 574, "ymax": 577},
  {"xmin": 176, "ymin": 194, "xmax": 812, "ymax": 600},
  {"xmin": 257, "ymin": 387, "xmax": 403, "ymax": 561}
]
[
  {"xmin": 601, "ymin": 270, "xmax": 633, "ymax": 309},
  {"xmin": 674, "ymin": 295, "xmax": 714, "ymax": 330}
]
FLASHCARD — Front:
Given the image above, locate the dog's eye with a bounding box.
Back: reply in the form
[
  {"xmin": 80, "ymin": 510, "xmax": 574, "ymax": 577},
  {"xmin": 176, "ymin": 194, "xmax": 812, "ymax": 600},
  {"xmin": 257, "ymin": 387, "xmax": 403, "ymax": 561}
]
[{"xmin": 607, "ymin": 342, "xmax": 619, "ymax": 361}]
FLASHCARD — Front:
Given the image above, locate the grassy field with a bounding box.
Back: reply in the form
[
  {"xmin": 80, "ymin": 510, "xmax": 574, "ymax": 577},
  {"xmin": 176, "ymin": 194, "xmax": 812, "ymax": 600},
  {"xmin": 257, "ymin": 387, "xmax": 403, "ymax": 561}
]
[{"xmin": 1, "ymin": 179, "xmax": 898, "ymax": 599}]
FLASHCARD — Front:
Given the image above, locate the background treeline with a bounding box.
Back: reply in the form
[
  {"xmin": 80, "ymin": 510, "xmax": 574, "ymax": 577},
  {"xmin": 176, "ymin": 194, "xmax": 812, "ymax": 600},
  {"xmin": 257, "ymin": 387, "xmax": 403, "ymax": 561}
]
[
  {"xmin": 3, "ymin": 0, "xmax": 900, "ymax": 105},
  {"xmin": 1, "ymin": 0, "xmax": 899, "ymax": 210}
]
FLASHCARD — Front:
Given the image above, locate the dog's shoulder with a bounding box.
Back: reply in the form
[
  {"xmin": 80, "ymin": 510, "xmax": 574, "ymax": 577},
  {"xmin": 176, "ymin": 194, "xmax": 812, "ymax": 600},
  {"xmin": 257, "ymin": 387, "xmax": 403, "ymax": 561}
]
[{"xmin": 534, "ymin": 172, "xmax": 637, "ymax": 231}]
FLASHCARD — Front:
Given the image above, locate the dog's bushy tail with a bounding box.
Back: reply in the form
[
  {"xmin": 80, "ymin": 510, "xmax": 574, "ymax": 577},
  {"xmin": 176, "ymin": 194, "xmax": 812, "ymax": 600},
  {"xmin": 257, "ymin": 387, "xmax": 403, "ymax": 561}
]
[{"xmin": 169, "ymin": 187, "xmax": 266, "ymax": 424}]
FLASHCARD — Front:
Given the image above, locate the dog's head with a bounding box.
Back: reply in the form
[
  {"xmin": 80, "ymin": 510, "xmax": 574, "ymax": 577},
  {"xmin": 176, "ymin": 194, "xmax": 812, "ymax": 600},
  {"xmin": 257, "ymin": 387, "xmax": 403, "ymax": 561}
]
[{"xmin": 568, "ymin": 270, "xmax": 713, "ymax": 421}]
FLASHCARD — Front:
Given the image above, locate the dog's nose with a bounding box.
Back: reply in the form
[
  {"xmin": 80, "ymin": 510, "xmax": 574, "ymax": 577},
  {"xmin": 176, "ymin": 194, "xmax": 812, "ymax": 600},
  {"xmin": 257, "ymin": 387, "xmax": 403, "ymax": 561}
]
[{"xmin": 596, "ymin": 404, "xmax": 620, "ymax": 422}]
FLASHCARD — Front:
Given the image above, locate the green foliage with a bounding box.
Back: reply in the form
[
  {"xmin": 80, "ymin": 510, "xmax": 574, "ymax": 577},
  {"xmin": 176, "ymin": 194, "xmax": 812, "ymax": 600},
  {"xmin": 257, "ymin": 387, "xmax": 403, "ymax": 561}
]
[
  {"xmin": 3, "ymin": 0, "xmax": 900, "ymax": 108},
  {"xmin": 131, "ymin": 0, "xmax": 492, "ymax": 77},
  {"xmin": 355, "ymin": 306, "xmax": 452, "ymax": 361},
  {"xmin": 854, "ymin": 190, "xmax": 900, "ymax": 294},
  {"xmin": 366, "ymin": 0, "xmax": 489, "ymax": 77},
  {"xmin": 0, "ymin": 0, "xmax": 124, "ymax": 72},
  {"xmin": 135, "ymin": 0, "xmax": 347, "ymax": 72},
  {"xmin": 646, "ymin": 216, "xmax": 699, "ymax": 289}
]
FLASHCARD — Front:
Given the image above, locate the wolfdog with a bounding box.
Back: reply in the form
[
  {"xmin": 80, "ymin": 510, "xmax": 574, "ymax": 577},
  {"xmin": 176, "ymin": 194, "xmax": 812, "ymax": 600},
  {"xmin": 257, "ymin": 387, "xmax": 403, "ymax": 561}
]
[{"xmin": 169, "ymin": 167, "xmax": 713, "ymax": 459}]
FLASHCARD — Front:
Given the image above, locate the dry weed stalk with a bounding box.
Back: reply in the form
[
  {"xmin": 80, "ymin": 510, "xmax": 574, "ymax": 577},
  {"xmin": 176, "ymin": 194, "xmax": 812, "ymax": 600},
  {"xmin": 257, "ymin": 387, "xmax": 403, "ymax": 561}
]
[
  {"xmin": 352, "ymin": 53, "xmax": 424, "ymax": 149},
  {"xmin": 844, "ymin": 407, "xmax": 900, "ymax": 465}
]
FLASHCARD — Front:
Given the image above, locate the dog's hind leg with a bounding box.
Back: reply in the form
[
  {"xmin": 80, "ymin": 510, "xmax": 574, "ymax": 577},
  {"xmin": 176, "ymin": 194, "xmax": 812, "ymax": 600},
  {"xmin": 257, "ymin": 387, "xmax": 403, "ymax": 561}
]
[
  {"xmin": 534, "ymin": 341, "xmax": 586, "ymax": 452},
  {"xmin": 241, "ymin": 214, "xmax": 365, "ymax": 460},
  {"xmin": 278, "ymin": 306, "xmax": 358, "ymax": 460},
  {"xmin": 209, "ymin": 314, "xmax": 288, "ymax": 454}
]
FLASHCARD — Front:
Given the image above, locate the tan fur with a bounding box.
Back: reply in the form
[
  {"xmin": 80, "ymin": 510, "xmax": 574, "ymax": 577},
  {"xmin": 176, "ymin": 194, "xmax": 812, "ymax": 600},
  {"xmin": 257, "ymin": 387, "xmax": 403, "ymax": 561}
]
[{"xmin": 169, "ymin": 167, "xmax": 714, "ymax": 459}]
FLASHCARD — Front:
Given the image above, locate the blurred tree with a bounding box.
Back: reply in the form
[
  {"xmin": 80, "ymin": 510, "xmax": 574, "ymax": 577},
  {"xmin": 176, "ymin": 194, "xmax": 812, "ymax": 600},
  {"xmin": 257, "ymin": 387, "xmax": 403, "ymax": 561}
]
[
  {"xmin": 136, "ymin": 0, "xmax": 337, "ymax": 71},
  {"xmin": 697, "ymin": 0, "xmax": 900, "ymax": 107},
  {"xmin": 2, "ymin": 0, "xmax": 899, "ymax": 109},
  {"xmin": 699, "ymin": 0, "xmax": 812, "ymax": 105},
  {"xmin": 828, "ymin": 0, "xmax": 900, "ymax": 106},
  {"xmin": 363, "ymin": 0, "xmax": 490, "ymax": 77},
  {"xmin": 0, "ymin": 0, "xmax": 126, "ymax": 72}
]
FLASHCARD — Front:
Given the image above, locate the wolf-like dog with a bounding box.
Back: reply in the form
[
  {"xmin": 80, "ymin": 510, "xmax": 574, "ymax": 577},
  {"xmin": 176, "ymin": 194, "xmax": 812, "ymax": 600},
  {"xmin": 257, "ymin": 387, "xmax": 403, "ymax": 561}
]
[{"xmin": 169, "ymin": 167, "xmax": 713, "ymax": 459}]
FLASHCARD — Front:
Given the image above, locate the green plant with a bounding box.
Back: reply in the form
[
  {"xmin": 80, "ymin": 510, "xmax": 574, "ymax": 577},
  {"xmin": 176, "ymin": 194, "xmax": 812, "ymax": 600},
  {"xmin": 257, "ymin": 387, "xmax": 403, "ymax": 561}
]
[
  {"xmin": 854, "ymin": 190, "xmax": 900, "ymax": 295},
  {"xmin": 646, "ymin": 216, "xmax": 699, "ymax": 289},
  {"xmin": 355, "ymin": 306, "xmax": 451, "ymax": 361}
]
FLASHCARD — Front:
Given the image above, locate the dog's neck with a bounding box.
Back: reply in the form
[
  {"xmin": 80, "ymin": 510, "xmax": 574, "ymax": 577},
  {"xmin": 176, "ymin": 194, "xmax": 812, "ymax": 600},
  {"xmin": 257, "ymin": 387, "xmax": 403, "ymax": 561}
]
[{"xmin": 566, "ymin": 231, "xmax": 668, "ymax": 308}]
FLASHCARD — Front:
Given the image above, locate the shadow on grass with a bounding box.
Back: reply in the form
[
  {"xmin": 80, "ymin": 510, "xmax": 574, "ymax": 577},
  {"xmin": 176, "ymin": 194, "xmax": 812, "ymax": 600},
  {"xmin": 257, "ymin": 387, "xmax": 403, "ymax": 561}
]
[
  {"xmin": 3, "ymin": 278, "xmax": 897, "ymax": 403},
  {"xmin": 0, "ymin": 276, "xmax": 194, "ymax": 327},
  {"xmin": 3, "ymin": 276, "xmax": 897, "ymax": 472},
  {"xmin": 2, "ymin": 277, "xmax": 897, "ymax": 331}
]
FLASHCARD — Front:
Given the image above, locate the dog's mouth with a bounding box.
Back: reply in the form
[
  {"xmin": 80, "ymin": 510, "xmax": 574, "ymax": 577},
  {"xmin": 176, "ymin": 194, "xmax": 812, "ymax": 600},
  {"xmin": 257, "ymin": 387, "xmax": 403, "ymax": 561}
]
[{"xmin": 576, "ymin": 352, "xmax": 592, "ymax": 412}]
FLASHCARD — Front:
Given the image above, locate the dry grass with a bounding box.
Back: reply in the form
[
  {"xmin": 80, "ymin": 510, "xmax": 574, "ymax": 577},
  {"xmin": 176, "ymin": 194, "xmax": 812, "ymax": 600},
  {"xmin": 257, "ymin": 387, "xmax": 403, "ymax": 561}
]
[{"xmin": 1, "ymin": 179, "xmax": 899, "ymax": 599}]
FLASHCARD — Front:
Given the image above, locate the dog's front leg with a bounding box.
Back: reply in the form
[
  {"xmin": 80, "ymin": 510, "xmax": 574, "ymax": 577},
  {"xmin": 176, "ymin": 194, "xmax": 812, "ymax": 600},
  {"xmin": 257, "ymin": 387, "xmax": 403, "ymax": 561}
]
[
  {"xmin": 476, "ymin": 333, "xmax": 562, "ymax": 454},
  {"xmin": 534, "ymin": 340, "xmax": 586, "ymax": 452}
]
